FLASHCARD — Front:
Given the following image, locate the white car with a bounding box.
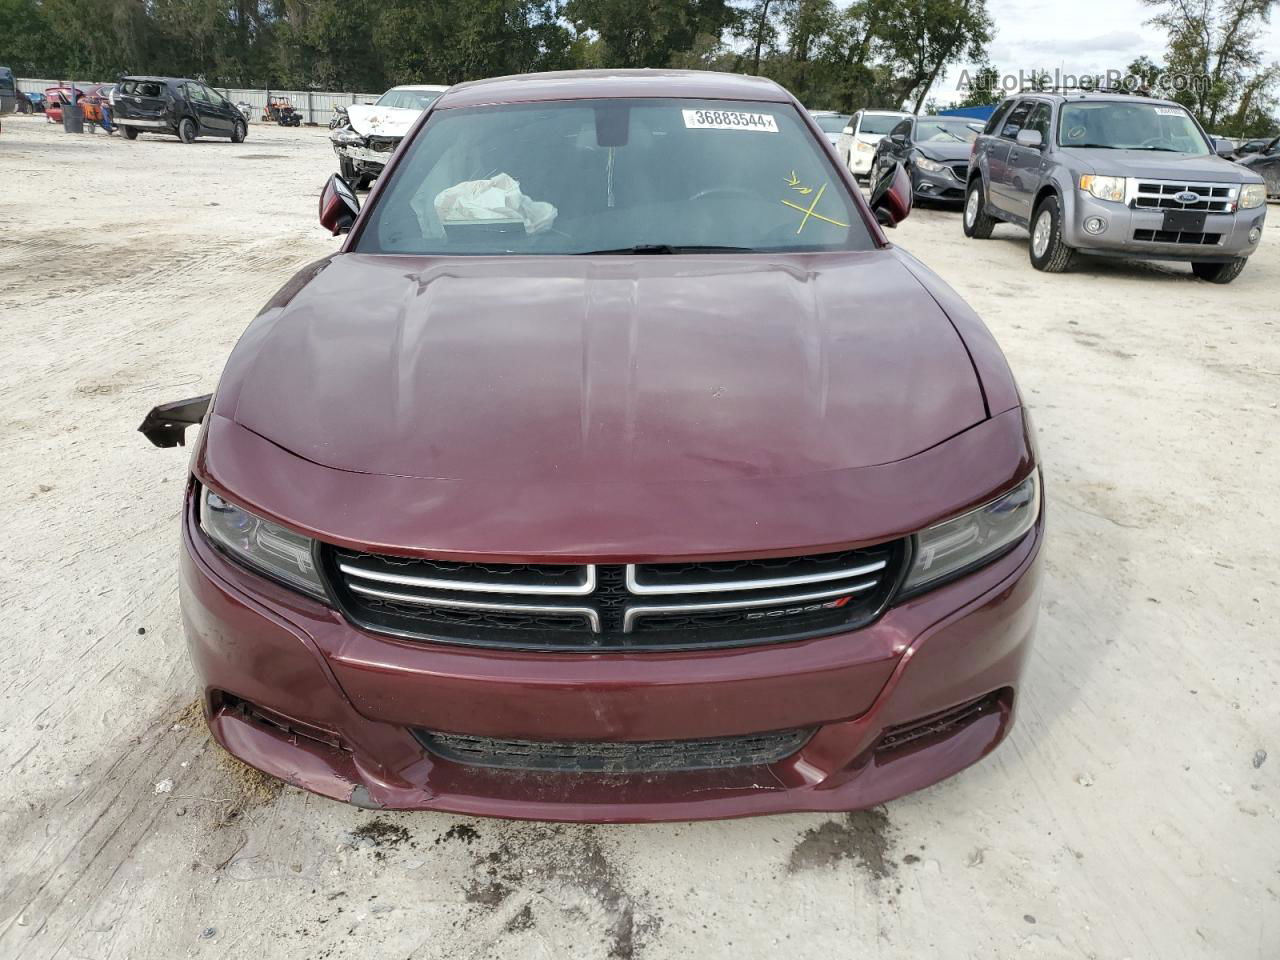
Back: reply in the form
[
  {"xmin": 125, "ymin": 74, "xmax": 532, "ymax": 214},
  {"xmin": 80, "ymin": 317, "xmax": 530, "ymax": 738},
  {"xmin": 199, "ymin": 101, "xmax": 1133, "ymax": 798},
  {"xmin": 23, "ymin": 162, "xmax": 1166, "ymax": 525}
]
[
  {"xmin": 809, "ymin": 110, "xmax": 852, "ymax": 148},
  {"xmin": 330, "ymin": 84, "xmax": 448, "ymax": 187},
  {"xmin": 837, "ymin": 109, "xmax": 913, "ymax": 178}
]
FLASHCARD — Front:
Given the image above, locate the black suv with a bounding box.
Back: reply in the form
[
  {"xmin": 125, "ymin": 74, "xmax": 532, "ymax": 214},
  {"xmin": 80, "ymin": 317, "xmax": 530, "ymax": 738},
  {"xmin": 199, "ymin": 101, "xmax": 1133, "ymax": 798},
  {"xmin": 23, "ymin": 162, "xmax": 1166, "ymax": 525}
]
[{"xmin": 113, "ymin": 76, "xmax": 247, "ymax": 144}]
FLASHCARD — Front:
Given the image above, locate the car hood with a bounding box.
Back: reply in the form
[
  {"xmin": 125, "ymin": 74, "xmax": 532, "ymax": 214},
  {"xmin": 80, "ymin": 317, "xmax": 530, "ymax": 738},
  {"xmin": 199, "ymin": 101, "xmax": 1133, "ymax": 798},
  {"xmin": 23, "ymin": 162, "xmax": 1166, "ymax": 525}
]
[
  {"xmin": 916, "ymin": 142, "xmax": 972, "ymax": 163},
  {"xmin": 346, "ymin": 104, "xmax": 421, "ymax": 138},
  {"xmin": 224, "ymin": 251, "xmax": 988, "ymax": 485},
  {"xmin": 1062, "ymin": 148, "xmax": 1260, "ymax": 182}
]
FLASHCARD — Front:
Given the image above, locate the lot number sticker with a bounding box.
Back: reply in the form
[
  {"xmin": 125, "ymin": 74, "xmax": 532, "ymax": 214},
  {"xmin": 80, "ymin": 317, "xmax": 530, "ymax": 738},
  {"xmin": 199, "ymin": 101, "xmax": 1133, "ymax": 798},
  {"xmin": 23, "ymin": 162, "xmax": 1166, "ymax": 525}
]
[
  {"xmin": 1155, "ymin": 107, "xmax": 1185, "ymax": 116},
  {"xmin": 683, "ymin": 109, "xmax": 778, "ymax": 132}
]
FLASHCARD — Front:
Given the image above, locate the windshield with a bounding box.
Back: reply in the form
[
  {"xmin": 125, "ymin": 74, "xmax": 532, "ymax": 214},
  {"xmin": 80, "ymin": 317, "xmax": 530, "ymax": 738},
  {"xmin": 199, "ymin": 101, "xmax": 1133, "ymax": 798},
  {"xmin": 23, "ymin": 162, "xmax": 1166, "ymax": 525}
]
[
  {"xmin": 814, "ymin": 114, "xmax": 850, "ymax": 133},
  {"xmin": 376, "ymin": 89, "xmax": 442, "ymax": 110},
  {"xmin": 915, "ymin": 119, "xmax": 981, "ymax": 144},
  {"xmin": 1058, "ymin": 102, "xmax": 1210, "ymax": 153},
  {"xmin": 356, "ymin": 98, "xmax": 872, "ymax": 256},
  {"xmin": 858, "ymin": 114, "xmax": 902, "ymax": 135}
]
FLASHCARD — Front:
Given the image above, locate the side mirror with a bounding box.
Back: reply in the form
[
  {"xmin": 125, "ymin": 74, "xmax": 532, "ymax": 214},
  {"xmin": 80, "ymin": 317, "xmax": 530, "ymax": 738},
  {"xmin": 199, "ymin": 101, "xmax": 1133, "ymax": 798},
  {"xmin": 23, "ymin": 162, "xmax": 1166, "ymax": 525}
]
[
  {"xmin": 1015, "ymin": 128, "xmax": 1044, "ymax": 149},
  {"xmin": 890, "ymin": 132, "xmax": 907, "ymax": 144},
  {"xmin": 841, "ymin": 126, "xmax": 854, "ymax": 135},
  {"xmin": 869, "ymin": 161, "xmax": 912, "ymax": 228},
  {"xmin": 319, "ymin": 173, "xmax": 360, "ymax": 235},
  {"xmin": 1213, "ymin": 138, "xmax": 1235, "ymax": 157}
]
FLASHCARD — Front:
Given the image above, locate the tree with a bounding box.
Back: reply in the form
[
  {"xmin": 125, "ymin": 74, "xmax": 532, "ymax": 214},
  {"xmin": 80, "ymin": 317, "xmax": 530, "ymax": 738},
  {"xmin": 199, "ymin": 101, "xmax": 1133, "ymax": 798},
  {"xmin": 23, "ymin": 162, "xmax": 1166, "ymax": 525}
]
[
  {"xmin": 956, "ymin": 63, "xmax": 1001, "ymax": 106},
  {"xmin": 1141, "ymin": 0, "xmax": 1279, "ymax": 130},
  {"xmin": 563, "ymin": 0, "xmax": 735, "ymax": 68},
  {"xmin": 875, "ymin": 0, "xmax": 993, "ymax": 113}
]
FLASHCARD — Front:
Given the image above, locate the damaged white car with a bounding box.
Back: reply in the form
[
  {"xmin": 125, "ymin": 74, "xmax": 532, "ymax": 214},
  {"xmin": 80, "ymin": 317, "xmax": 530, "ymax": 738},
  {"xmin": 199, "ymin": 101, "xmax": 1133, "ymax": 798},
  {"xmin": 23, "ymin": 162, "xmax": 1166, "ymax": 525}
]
[{"xmin": 330, "ymin": 84, "xmax": 447, "ymax": 188}]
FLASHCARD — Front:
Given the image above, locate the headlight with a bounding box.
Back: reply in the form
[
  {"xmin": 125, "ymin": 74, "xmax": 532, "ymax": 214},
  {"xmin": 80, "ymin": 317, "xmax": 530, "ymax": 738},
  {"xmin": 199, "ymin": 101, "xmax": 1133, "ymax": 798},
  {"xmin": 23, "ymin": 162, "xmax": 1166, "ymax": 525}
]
[
  {"xmin": 901, "ymin": 472, "xmax": 1041, "ymax": 594},
  {"xmin": 1079, "ymin": 175, "xmax": 1126, "ymax": 203},
  {"xmin": 1239, "ymin": 183, "xmax": 1266, "ymax": 209},
  {"xmin": 857, "ymin": 141, "xmax": 874, "ymax": 153},
  {"xmin": 331, "ymin": 127, "xmax": 363, "ymax": 146},
  {"xmin": 915, "ymin": 156, "xmax": 946, "ymax": 173},
  {"xmin": 199, "ymin": 487, "xmax": 326, "ymax": 600}
]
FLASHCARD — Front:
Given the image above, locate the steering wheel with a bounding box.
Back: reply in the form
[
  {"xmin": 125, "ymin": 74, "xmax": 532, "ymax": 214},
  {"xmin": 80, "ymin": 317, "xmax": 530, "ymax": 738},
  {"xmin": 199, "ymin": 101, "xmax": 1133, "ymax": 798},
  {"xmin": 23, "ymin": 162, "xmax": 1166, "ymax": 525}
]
[{"xmin": 688, "ymin": 186, "xmax": 759, "ymax": 203}]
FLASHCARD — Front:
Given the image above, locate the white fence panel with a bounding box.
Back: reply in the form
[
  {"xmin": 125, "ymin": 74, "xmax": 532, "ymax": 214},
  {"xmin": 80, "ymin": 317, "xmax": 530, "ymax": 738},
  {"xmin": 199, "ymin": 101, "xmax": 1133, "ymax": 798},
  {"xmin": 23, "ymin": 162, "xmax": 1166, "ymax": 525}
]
[{"xmin": 17, "ymin": 78, "xmax": 379, "ymax": 124}]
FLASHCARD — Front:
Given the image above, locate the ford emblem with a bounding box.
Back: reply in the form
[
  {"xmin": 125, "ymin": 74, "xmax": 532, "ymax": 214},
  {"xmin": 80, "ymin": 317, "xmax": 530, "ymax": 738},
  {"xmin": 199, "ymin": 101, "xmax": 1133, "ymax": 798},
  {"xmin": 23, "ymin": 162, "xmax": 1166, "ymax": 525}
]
[{"xmin": 1173, "ymin": 190, "xmax": 1200, "ymax": 204}]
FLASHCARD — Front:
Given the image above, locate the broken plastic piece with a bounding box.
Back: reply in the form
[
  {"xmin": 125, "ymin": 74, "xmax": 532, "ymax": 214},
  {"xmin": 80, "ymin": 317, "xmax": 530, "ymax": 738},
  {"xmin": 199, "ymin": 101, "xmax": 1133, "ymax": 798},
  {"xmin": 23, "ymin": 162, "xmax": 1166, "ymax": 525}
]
[{"xmin": 138, "ymin": 394, "xmax": 213, "ymax": 448}]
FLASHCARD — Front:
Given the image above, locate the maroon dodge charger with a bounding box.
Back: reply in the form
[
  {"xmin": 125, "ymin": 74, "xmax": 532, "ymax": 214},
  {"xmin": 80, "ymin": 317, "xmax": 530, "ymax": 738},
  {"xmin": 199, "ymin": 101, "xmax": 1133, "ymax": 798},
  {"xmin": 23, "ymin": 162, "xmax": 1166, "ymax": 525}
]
[{"xmin": 143, "ymin": 70, "xmax": 1043, "ymax": 822}]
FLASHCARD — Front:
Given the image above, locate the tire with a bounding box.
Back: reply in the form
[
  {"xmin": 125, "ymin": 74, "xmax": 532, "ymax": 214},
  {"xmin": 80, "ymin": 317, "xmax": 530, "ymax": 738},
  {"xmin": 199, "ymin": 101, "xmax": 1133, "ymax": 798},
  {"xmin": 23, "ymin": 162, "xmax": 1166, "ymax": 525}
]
[
  {"xmin": 1028, "ymin": 196, "xmax": 1074, "ymax": 272},
  {"xmin": 962, "ymin": 179, "xmax": 998, "ymax": 239},
  {"xmin": 178, "ymin": 117, "xmax": 197, "ymax": 143},
  {"xmin": 1191, "ymin": 258, "xmax": 1247, "ymax": 284},
  {"xmin": 121, "ymin": 125, "xmax": 138, "ymax": 140},
  {"xmin": 356, "ymin": 172, "xmax": 376, "ymax": 190},
  {"xmin": 231, "ymin": 120, "xmax": 246, "ymax": 143}
]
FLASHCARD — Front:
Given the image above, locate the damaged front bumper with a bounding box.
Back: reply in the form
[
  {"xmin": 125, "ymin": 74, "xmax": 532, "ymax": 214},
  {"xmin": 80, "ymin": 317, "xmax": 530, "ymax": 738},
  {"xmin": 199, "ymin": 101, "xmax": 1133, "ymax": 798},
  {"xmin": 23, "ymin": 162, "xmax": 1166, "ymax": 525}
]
[
  {"xmin": 139, "ymin": 394, "xmax": 211, "ymax": 448},
  {"xmin": 331, "ymin": 133, "xmax": 400, "ymax": 174}
]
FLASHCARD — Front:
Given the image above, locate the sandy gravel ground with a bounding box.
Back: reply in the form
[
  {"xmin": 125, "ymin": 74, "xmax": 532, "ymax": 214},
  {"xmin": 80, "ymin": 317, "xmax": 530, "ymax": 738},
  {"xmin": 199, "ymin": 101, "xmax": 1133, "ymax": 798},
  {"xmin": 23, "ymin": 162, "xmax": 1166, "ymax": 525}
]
[{"xmin": 1, "ymin": 114, "xmax": 1277, "ymax": 960}]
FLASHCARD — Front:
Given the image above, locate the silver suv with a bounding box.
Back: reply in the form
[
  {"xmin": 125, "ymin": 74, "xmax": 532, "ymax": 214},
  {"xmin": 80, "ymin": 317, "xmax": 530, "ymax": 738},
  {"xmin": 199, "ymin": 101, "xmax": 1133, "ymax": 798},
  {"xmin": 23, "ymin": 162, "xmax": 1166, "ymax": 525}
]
[{"xmin": 964, "ymin": 92, "xmax": 1268, "ymax": 283}]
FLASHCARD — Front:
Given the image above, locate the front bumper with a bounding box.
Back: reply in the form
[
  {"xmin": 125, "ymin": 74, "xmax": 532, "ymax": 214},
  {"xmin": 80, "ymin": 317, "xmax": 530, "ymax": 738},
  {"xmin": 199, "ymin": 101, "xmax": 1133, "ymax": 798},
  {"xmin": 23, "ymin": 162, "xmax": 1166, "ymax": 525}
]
[
  {"xmin": 181, "ymin": 488, "xmax": 1044, "ymax": 822},
  {"xmin": 849, "ymin": 149, "xmax": 876, "ymax": 176},
  {"xmin": 912, "ymin": 165, "xmax": 967, "ymax": 203},
  {"xmin": 332, "ymin": 140, "xmax": 397, "ymax": 173},
  {"xmin": 115, "ymin": 118, "xmax": 170, "ymax": 129},
  {"xmin": 1064, "ymin": 192, "xmax": 1266, "ymax": 261}
]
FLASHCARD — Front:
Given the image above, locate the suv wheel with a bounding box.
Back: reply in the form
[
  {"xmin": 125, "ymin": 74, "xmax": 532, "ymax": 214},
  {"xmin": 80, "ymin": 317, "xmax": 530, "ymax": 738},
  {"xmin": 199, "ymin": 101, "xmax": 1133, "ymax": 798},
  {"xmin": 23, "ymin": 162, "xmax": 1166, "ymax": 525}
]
[
  {"xmin": 962, "ymin": 180, "xmax": 998, "ymax": 239},
  {"xmin": 231, "ymin": 120, "xmax": 246, "ymax": 143},
  {"xmin": 121, "ymin": 125, "xmax": 138, "ymax": 141},
  {"xmin": 1029, "ymin": 196, "xmax": 1074, "ymax": 272},
  {"xmin": 178, "ymin": 117, "xmax": 197, "ymax": 144},
  {"xmin": 1191, "ymin": 258, "xmax": 1247, "ymax": 284}
]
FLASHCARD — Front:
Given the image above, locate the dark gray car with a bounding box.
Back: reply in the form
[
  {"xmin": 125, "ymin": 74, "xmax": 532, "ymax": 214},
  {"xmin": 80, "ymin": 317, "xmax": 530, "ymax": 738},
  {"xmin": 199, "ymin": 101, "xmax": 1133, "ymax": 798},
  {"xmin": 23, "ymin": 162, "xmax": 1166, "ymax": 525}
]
[
  {"xmin": 113, "ymin": 76, "xmax": 247, "ymax": 144},
  {"xmin": 963, "ymin": 92, "xmax": 1267, "ymax": 283}
]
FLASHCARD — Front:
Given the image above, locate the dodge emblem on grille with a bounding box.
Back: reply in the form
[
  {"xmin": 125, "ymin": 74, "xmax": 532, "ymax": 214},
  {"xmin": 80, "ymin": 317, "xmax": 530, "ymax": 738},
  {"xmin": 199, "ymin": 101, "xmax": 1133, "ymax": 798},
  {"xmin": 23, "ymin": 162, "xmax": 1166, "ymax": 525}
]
[{"xmin": 1173, "ymin": 190, "xmax": 1200, "ymax": 204}]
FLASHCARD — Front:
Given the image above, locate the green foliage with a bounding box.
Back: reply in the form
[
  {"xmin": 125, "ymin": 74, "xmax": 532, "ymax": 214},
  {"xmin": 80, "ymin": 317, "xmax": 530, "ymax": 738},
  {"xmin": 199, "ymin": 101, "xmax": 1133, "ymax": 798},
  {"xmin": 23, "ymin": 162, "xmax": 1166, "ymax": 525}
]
[
  {"xmin": 956, "ymin": 63, "xmax": 1000, "ymax": 106},
  {"xmin": 0, "ymin": 0, "xmax": 995, "ymax": 117},
  {"xmin": 1140, "ymin": 0, "xmax": 1279, "ymax": 136}
]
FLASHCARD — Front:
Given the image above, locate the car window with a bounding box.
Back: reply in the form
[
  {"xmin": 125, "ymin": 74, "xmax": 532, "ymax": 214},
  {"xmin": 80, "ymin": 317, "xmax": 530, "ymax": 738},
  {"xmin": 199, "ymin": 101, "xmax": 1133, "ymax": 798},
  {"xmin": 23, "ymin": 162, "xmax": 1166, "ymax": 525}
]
[
  {"xmin": 376, "ymin": 90, "xmax": 443, "ymax": 111},
  {"xmin": 857, "ymin": 114, "xmax": 902, "ymax": 136},
  {"xmin": 357, "ymin": 98, "xmax": 875, "ymax": 256},
  {"xmin": 202, "ymin": 85, "xmax": 226, "ymax": 106},
  {"xmin": 184, "ymin": 83, "xmax": 209, "ymax": 103},
  {"xmin": 984, "ymin": 100, "xmax": 1014, "ymax": 135},
  {"xmin": 1266, "ymin": 137, "xmax": 1280, "ymax": 156},
  {"xmin": 121, "ymin": 80, "xmax": 165, "ymax": 98},
  {"xmin": 915, "ymin": 118, "xmax": 981, "ymax": 143},
  {"xmin": 999, "ymin": 100, "xmax": 1035, "ymax": 139},
  {"xmin": 1058, "ymin": 101, "xmax": 1210, "ymax": 153},
  {"xmin": 1024, "ymin": 103, "xmax": 1051, "ymax": 140},
  {"xmin": 813, "ymin": 114, "xmax": 850, "ymax": 133}
]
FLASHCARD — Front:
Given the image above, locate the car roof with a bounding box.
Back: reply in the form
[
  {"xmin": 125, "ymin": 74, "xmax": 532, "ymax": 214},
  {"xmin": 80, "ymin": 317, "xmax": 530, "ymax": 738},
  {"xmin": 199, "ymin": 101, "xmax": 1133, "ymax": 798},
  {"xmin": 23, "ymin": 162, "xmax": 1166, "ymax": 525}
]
[
  {"xmin": 389, "ymin": 85, "xmax": 449, "ymax": 93},
  {"xmin": 862, "ymin": 109, "xmax": 911, "ymax": 116},
  {"xmin": 120, "ymin": 76, "xmax": 187, "ymax": 83},
  {"xmin": 998, "ymin": 91, "xmax": 1187, "ymax": 108},
  {"xmin": 437, "ymin": 69, "xmax": 790, "ymax": 110}
]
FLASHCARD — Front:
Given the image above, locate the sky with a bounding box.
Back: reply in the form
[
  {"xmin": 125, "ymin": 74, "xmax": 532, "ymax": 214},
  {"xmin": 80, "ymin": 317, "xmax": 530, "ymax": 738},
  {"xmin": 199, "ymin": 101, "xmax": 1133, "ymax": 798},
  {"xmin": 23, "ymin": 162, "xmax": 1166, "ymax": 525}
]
[{"xmin": 931, "ymin": 0, "xmax": 1280, "ymax": 105}]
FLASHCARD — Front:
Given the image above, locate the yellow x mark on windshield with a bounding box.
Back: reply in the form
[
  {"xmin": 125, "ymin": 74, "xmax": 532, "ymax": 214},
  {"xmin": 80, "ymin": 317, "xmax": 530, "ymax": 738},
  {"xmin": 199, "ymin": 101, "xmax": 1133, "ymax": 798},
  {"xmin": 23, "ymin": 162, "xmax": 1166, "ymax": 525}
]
[{"xmin": 780, "ymin": 182, "xmax": 849, "ymax": 233}]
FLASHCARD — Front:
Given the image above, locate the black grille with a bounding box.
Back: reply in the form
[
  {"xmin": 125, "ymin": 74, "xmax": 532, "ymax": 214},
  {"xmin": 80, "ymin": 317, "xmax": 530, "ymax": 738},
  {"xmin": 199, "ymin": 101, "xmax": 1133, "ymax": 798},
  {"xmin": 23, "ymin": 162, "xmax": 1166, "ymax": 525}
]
[
  {"xmin": 323, "ymin": 540, "xmax": 906, "ymax": 652},
  {"xmin": 365, "ymin": 135, "xmax": 399, "ymax": 153},
  {"xmin": 415, "ymin": 728, "xmax": 812, "ymax": 773},
  {"xmin": 1133, "ymin": 229, "xmax": 1222, "ymax": 245},
  {"xmin": 950, "ymin": 163, "xmax": 968, "ymax": 181}
]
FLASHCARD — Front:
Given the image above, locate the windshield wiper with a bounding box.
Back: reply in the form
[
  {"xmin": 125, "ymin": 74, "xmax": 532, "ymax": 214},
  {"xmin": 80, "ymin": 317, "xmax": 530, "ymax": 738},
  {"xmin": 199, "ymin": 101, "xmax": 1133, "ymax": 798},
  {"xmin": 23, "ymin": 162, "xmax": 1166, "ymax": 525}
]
[
  {"xmin": 576, "ymin": 244, "xmax": 756, "ymax": 255},
  {"xmin": 1070, "ymin": 143, "xmax": 1119, "ymax": 149}
]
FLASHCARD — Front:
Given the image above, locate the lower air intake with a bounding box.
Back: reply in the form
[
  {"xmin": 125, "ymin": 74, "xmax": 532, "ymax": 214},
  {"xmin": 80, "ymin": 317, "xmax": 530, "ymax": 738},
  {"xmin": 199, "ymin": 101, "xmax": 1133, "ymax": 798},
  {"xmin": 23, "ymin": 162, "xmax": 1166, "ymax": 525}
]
[{"xmin": 415, "ymin": 728, "xmax": 812, "ymax": 773}]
